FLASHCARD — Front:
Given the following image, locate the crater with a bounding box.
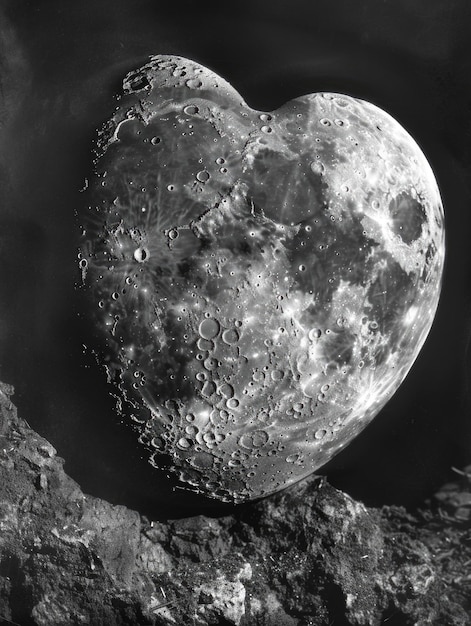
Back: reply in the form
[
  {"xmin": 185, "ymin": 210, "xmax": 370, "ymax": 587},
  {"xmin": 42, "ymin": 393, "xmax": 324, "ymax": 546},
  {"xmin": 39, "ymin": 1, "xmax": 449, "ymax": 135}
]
[{"xmin": 388, "ymin": 192, "xmax": 426, "ymax": 244}]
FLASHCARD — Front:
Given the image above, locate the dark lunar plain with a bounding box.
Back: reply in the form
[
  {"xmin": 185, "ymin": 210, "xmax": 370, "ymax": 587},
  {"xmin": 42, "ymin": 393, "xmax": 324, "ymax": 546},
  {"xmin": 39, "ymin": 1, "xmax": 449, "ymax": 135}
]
[
  {"xmin": 0, "ymin": 0, "xmax": 470, "ymax": 517},
  {"xmin": 1, "ymin": 0, "xmax": 471, "ymax": 624}
]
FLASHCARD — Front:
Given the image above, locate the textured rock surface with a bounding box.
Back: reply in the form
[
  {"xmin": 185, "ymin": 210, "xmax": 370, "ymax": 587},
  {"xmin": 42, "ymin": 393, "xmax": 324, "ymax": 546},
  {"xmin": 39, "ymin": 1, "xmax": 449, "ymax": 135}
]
[
  {"xmin": 0, "ymin": 380, "xmax": 470, "ymax": 626},
  {"xmin": 79, "ymin": 55, "xmax": 444, "ymax": 502}
]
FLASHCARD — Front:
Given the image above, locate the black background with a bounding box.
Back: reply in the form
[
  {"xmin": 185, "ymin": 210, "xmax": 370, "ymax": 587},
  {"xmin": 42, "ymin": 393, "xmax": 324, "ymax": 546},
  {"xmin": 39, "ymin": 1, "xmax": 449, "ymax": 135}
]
[{"xmin": 0, "ymin": 0, "xmax": 470, "ymax": 518}]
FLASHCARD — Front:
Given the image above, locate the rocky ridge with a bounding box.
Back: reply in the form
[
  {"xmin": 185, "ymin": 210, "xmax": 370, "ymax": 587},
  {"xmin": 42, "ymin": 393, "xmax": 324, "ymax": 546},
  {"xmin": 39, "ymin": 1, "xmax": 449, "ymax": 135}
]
[{"xmin": 0, "ymin": 380, "xmax": 469, "ymax": 625}]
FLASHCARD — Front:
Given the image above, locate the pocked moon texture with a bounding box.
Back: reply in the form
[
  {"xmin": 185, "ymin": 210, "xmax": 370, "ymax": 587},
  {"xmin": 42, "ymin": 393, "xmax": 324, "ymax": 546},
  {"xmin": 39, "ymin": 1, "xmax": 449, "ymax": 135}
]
[{"xmin": 79, "ymin": 55, "xmax": 445, "ymax": 503}]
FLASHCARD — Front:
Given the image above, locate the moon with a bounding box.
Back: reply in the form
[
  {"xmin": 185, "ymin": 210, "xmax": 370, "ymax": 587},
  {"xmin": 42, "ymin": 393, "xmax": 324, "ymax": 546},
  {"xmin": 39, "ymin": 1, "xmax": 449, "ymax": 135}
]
[{"xmin": 78, "ymin": 55, "xmax": 445, "ymax": 502}]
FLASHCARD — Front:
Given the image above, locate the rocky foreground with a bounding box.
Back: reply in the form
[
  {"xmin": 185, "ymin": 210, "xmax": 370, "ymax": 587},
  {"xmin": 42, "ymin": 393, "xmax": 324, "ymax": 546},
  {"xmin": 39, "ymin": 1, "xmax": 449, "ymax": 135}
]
[{"xmin": 0, "ymin": 380, "xmax": 470, "ymax": 625}]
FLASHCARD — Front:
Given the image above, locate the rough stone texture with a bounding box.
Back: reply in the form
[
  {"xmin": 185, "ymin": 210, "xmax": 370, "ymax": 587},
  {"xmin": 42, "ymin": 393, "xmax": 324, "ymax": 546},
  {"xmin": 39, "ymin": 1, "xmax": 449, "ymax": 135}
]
[{"xmin": 0, "ymin": 379, "xmax": 470, "ymax": 626}]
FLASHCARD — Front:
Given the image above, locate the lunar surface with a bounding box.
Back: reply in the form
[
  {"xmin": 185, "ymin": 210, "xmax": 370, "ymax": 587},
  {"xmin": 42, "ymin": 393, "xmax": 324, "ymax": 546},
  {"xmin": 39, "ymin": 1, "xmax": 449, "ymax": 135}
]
[{"xmin": 78, "ymin": 55, "xmax": 445, "ymax": 502}]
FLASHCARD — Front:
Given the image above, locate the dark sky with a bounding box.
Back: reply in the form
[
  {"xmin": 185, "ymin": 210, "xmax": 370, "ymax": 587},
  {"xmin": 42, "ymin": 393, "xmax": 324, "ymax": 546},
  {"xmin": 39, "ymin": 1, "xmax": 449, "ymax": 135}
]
[{"xmin": 0, "ymin": 0, "xmax": 471, "ymax": 517}]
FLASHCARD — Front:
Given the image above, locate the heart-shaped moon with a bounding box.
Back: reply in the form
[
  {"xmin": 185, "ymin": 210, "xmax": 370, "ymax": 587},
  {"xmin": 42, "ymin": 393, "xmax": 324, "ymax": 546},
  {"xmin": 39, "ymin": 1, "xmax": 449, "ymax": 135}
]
[{"xmin": 79, "ymin": 55, "xmax": 444, "ymax": 502}]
